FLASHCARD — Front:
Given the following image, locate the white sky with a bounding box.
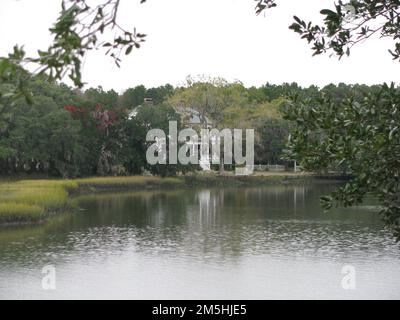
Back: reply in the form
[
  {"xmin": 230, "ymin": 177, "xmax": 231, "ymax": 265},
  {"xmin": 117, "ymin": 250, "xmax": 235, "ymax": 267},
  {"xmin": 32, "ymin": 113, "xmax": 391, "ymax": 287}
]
[{"xmin": 0, "ymin": 0, "xmax": 398, "ymax": 92}]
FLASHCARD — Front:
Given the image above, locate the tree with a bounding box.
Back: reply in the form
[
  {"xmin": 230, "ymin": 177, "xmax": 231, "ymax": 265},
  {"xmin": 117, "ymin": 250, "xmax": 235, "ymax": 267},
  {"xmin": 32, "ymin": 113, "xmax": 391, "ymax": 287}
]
[
  {"xmin": 122, "ymin": 103, "xmax": 184, "ymax": 176},
  {"xmin": 0, "ymin": 0, "xmax": 147, "ymax": 104},
  {"xmin": 145, "ymin": 84, "xmax": 175, "ymax": 105},
  {"xmin": 283, "ymin": 84, "xmax": 400, "ymax": 237},
  {"xmin": 255, "ymin": 0, "xmax": 400, "ymax": 238},
  {"xmin": 84, "ymin": 87, "xmax": 119, "ymax": 108},
  {"xmin": 256, "ymin": 1, "xmax": 400, "ymax": 61},
  {"xmin": 255, "ymin": 118, "xmax": 290, "ymax": 165},
  {"xmin": 119, "ymin": 85, "xmax": 147, "ymax": 108},
  {"xmin": 168, "ymin": 77, "xmax": 249, "ymax": 174},
  {"xmin": 0, "ymin": 77, "xmax": 87, "ymax": 177}
]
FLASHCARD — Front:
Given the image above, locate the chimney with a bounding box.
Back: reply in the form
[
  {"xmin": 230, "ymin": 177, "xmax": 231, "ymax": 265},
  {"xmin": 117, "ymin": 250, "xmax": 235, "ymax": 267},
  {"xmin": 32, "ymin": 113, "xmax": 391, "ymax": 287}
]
[{"xmin": 144, "ymin": 98, "xmax": 153, "ymax": 105}]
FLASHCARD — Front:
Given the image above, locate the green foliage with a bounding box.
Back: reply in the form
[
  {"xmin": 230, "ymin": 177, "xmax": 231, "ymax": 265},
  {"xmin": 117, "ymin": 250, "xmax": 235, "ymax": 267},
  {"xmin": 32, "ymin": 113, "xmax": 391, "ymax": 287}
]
[
  {"xmin": 3, "ymin": 72, "xmax": 388, "ymax": 180},
  {"xmin": 255, "ymin": 0, "xmax": 277, "ymax": 15},
  {"xmin": 255, "ymin": 118, "xmax": 290, "ymax": 165},
  {"xmin": 283, "ymin": 83, "xmax": 400, "ymax": 238},
  {"xmin": 123, "ymin": 103, "xmax": 185, "ymax": 176},
  {"xmin": 119, "ymin": 84, "xmax": 174, "ymax": 108},
  {"xmin": 0, "ymin": 176, "xmax": 180, "ymax": 223},
  {"xmin": 0, "ymin": 76, "xmax": 87, "ymax": 177},
  {"xmin": 120, "ymin": 85, "xmax": 147, "ymax": 108},
  {"xmin": 255, "ymin": 0, "xmax": 400, "ymax": 240},
  {"xmin": 0, "ymin": 202, "xmax": 42, "ymax": 223},
  {"xmin": 85, "ymin": 87, "xmax": 119, "ymax": 108},
  {"xmin": 0, "ymin": 0, "xmax": 147, "ymax": 104},
  {"xmin": 145, "ymin": 84, "xmax": 175, "ymax": 105},
  {"xmin": 257, "ymin": 0, "xmax": 400, "ymax": 62},
  {"xmin": 31, "ymin": 0, "xmax": 146, "ymax": 87},
  {"xmin": 0, "ymin": 75, "xmax": 186, "ymax": 178},
  {"xmin": 169, "ymin": 77, "xmax": 250, "ymax": 128}
]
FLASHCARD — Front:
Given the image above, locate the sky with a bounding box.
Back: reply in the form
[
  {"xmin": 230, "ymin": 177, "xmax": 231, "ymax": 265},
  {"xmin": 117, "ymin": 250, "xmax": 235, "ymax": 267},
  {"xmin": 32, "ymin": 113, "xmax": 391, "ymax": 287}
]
[{"xmin": 0, "ymin": 0, "xmax": 398, "ymax": 92}]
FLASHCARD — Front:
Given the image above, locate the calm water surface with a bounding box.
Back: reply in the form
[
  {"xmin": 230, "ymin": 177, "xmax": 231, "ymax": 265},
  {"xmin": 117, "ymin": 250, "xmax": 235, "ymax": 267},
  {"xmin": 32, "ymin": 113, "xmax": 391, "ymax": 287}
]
[{"xmin": 0, "ymin": 183, "xmax": 399, "ymax": 299}]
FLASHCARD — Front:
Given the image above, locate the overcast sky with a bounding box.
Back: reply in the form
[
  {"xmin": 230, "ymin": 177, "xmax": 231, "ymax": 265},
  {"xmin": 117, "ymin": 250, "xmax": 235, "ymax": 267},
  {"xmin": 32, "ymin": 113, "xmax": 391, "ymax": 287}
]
[{"xmin": 0, "ymin": 0, "xmax": 398, "ymax": 92}]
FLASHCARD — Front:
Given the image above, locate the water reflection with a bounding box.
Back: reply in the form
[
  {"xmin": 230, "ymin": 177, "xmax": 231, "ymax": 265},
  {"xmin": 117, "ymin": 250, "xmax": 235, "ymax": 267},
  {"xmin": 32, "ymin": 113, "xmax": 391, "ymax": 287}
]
[{"xmin": 0, "ymin": 183, "xmax": 399, "ymax": 299}]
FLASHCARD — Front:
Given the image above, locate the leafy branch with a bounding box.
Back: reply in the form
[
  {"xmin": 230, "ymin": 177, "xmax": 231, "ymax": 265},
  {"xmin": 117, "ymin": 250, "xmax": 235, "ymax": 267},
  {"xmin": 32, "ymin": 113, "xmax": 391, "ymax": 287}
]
[
  {"xmin": 0, "ymin": 0, "xmax": 147, "ymax": 105},
  {"xmin": 256, "ymin": 0, "xmax": 400, "ymax": 61}
]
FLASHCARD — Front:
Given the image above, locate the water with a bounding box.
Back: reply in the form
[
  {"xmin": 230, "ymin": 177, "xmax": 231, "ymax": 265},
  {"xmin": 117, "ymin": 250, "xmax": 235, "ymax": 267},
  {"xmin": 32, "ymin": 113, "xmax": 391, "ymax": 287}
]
[{"xmin": 0, "ymin": 182, "xmax": 399, "ymax": 299}]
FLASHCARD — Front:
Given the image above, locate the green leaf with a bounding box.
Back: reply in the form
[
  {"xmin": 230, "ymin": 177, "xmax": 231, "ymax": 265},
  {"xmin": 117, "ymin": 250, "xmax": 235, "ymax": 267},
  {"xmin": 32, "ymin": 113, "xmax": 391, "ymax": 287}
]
[{"xmin": 125, "ymin": 45, "xmax": 133, "ymax": 55}]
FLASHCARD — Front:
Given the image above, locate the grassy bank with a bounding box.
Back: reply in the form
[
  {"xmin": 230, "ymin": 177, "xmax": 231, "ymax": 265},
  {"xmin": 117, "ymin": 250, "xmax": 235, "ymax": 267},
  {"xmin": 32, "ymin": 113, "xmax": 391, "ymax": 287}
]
[
  {"xmin": 0, "ymin": 180, "xmax": 78, "ymax": 224},
  {"xmin": 0, "ymin": 176, "xmax": 185, "ymax": 224},
  {"xmin": 0, "ymin": 173, "xmax": 308, "ymax": 225}
]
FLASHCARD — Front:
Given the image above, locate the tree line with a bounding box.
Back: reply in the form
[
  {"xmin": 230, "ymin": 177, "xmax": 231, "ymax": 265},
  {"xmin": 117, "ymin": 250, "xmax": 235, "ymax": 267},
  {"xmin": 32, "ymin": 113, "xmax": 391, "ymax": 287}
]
[{"xmin": 0, "ymin": 73, "xmax": 387, "ymax": 179}]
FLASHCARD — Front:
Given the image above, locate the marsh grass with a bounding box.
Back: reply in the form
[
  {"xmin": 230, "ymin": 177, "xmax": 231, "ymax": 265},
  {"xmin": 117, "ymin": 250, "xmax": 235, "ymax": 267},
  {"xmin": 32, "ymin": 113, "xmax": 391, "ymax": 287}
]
[
  {"xmin": 0, "ymin": 202, "xmax": 42, "ymax": 223},
  {"xmin": 0, "ymin": 176, "xmax": 183, "ymax": 223},
  {"xmin": 0, "ymin": 180, "xmax": 78, "ymax": 223},
  {"xmin": 0, "ymin": 174, "xmax": 299, "ymax": 224}
]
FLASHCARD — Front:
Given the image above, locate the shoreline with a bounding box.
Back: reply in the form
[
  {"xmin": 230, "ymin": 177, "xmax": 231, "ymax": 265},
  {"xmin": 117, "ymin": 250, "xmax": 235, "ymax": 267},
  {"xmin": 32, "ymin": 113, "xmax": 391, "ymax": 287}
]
[{"xmin": 0, "ymin": 173, "xmax": 345, "ymax": 226}]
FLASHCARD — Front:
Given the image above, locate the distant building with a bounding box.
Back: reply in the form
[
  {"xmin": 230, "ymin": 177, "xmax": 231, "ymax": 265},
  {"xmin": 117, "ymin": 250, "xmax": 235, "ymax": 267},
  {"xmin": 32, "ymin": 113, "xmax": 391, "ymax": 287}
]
[
  {"xmin": 143, "ymin": 97, "xmax": 153, "ymax": 105},
  {"xmin": 127, "ymin": 99, "xmax": 214, "ymax": 171}
]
